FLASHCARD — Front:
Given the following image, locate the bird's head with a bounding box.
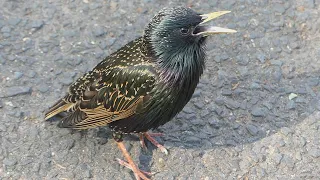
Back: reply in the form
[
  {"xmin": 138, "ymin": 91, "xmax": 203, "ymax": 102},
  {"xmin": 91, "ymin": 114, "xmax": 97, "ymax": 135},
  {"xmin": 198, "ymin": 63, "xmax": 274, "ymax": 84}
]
[
  {"xmin": 143, "ymin": 7, "xmax": 236, "ymax": 85},
  {"xmin": 143, "ymin": 7, "xmax": 236, "ymax": 58}
]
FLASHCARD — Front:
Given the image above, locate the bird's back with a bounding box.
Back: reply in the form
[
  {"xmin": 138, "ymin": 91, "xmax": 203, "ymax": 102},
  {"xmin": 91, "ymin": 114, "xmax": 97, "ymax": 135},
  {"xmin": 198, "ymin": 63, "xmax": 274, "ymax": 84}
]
[{"xmin": 45, "ymin": 37, "xmax": 159, "ymax": 130}]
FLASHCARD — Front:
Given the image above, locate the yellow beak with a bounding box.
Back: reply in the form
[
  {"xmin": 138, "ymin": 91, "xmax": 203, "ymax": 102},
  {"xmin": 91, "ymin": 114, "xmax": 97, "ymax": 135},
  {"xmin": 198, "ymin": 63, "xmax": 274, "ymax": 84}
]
[{"xmin": 196, "ymin": 11, "xmax": 237, "ymax": 35}]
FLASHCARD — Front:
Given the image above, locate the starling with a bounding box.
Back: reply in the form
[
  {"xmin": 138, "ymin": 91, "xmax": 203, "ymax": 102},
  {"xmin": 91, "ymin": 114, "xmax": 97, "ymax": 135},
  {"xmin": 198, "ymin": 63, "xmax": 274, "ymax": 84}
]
[{"xmin": 45, "ymin": 7, "xmax": 236, "ymax": 180}]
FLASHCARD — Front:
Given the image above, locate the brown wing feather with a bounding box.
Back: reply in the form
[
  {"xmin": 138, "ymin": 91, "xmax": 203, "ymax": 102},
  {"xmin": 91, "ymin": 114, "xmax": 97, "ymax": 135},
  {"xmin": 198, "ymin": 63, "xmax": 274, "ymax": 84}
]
[
  {"xmin": 56, "ymin": 65, "xmax": 156, "ymax": 130},
  {"xmin": 44, "ymin": 95, "xmax": 76, "ymax": 120}
]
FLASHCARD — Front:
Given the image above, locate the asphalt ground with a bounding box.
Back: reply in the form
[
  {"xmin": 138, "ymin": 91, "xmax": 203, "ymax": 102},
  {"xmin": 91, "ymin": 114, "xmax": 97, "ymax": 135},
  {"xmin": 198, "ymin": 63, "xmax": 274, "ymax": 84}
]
[{"xmin": 0, "ymin": 0, "xmax": 319, "ymax": 179}]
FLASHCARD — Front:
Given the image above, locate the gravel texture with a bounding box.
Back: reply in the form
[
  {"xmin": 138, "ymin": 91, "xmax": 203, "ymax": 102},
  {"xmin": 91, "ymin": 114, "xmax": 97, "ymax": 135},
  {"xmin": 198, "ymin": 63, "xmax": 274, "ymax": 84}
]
[{"xmin": 0, "ymin": 0, "xmax": 320, "ymax": 179}]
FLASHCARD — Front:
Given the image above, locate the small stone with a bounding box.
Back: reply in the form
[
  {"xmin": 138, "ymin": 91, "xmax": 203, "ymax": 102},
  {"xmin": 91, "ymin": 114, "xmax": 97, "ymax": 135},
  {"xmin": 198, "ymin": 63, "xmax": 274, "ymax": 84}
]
[
  {"xmin": 182, "ymin": 107, "xmax": 193, "ymax": 114},
  {"xmin": 63, "ymin": 30, "xmax": 77, "ymax": 37},
  {"xmin": 14, "ymin": 71, "xmax": 23, "ymax": 79},
  {"xmin": 194, "ymin": 102, "xmax": 205, "ymax": 109},
  {"xmin": 280, "ymin": 127, "xmax": 293, "ymax": 135},
  {"xmin": 308, "ymin": 148, "xmax": 320, "ymax": 158},
  {"xmin": 307, "ymin": 77, "xmax": 319, "ymax": 87},
  {"xmin": 8, "ymin": 18, "xmax": 21, "ymax": 26},
  {"xmin": 1, "ymin": 86, "xmax": 31, "ymax": 97},
  {"xmin": 215, "ymin": 98, "xmax": 224, "ymax": 105},
  {"xmin": 251, "ymin": 107, "xmax": 266, "ymax": 117},
  {"xmin": 107, "ymin": 37, "xmax": 116, "ymax": 46},
  {"xmin": 238, "ymin": 67, "xmax": 248, "ymax": 76},
  {"xmin": 273, "ymin": 4, "xmax": 286, "ymax": 14},
  {"xmin": 286, "ymin": 100, "xmax": 296, "ymax": 110},
  {"xmin": 98, "ymin": 40, "xmax": 107, "ymax": 49},
  {"xmin": 31, "ymin": 20, "xmax": 44, "ymax": 29},
  {"xmin": 37, "ymin": 84, "xmax": 49, "ymax": 93},
  {"xmin": 192, "ymin": 89, "xmax": 201, "ymax": 97},
  {"xmin": 224, "ymin": 99, "xmax": 240, "ymax": 109},
  {"xmin": 306, "ymin": 86, "xmax": 316, "ymax": 97},
  {"xmin": 282, "ymin": 155, "xmax": 295, "ymax": 169},
  {"xmin": 60, "ymin": 77, "xmax": 74, "ymax": 86},
  {"xmin": 273, "ymin": 67, "xmax": 282, "ymax": 82},
  {"xmin": 236, "ymin": 55, "xmax": 249, "ymax": 66},
  {"xmin": 1, "ymin": 26, "xmax": 11, "ymax": 33},
  {"xmin": 200, "ymin": 109, "xmax": 210, "ymax": 118},
  {"xmin": 256, "ymin": 53, "xmax": 266, "ymax": 63},
  {"xmin": 92, "ymin": 26, "xmax": 106, "ymax": 37},
  {"xmin": 270, "ymin": 60, "xmax": 283, "ymax": 66},
  {"xmin": 0, "ymin": 124, "xmax": 6, "ymax": 131},
  {"xmin": 250, "ymin": 82, "xmax": 261, "ymax": 89},
  {"xmin": 3, "ymin": 158, "xmax": 17, "ymax": 166},
  {"xmin": 221, "ymin": 89, "xmax": 232, "ymax": 96},
  {"xmin": 61, "ymin": 139, "xmax": 75, "ymax": 150},
  {"xmin": 272, "ymin": 153, "xmax": 283, "ymax": 165},
  {"xmin": 246, "ymin": 124, "xmax": 259, "ymax": 135},
  {"xmin": 26, "ymin": 70, "xmax": 37, "ymax": 78}
]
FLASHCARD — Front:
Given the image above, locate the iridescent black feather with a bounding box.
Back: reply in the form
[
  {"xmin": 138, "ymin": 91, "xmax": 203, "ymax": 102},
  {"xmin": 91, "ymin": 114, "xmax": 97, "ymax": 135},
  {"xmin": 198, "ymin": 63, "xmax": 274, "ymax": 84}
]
[{"xmin": 45, "ymin": 7, "xmax": 208, "ymax": 134}]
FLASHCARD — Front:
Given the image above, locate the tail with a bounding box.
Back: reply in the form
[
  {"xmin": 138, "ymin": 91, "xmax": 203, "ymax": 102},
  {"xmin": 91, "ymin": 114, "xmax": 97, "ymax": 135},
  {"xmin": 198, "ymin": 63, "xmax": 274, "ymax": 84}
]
[{"xmin": 45, "ymin": 99, "xmax": 75, "ymax": 120}]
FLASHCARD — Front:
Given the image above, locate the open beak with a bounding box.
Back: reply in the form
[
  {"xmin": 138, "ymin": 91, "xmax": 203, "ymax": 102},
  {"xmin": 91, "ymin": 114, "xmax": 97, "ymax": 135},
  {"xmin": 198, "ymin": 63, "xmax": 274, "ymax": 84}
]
[{"xmin": 195, "ymin": 11, "xmax": 237, "ymax": 36}]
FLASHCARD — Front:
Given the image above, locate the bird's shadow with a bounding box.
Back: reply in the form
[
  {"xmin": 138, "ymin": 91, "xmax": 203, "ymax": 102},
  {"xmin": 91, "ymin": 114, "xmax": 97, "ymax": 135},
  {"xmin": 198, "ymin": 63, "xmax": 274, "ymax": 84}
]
[{"xmin": 46, "ymin": 69, "xmax": 319, "ymax": 179}]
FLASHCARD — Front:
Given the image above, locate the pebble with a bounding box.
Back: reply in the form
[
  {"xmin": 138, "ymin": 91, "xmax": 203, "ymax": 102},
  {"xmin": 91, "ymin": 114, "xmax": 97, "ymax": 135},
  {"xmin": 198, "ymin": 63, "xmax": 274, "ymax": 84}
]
[
  {"xmin": 1, "ymin": 86, "xmax": 31, "ymax": 97},
  {"xmin": 250, "ymin": 82, "xmax": 261, "ymax": 89},
  {"xmin": 286, "ymin": 100, "xmax": 296, "ymax": 110},
  {"xmin": 224, "ymin": 99, "xmax": 240, "ymax": 109},
  {"xmin": 246, "ymin": 124, "xmax": 259, "ymax": 135},
  {"xmin": 14, "ymin": 71, "xmax": 24, "ymax": 79},
  {"xmin": 308, "ymin": 148, "xmax": 320, "ymax": 158},
  {"xmin": 31, "ymin": 20, "xmax": 44, "ymax": 29},
  {"xmin": 3, "ymin": 158, "xmax": 17, "ymax": 166},
  {"xmin": 221, "ymin": 89, "xmax": 232, "ymax": 96},
  {"xmin": 192, "ymin": 89, "xmax": 201, "ymax": 97},
  {"xmin": 182, "ymin": 107, "xmax": 193, "ymax": 114},
  {"xmin": 92, "ymin": 26, "xmax": 106, "ymax": 37},
  {"xmin": 8, "ymin": 18, "xmax": 21, "ymax": 26},
  {"xmin": 281, "ymin": 155, "xmax": 295, "ymax": 169},
  {"xmin": 194, "ymin": 102, "xmax": 205, "ymax": 109},
  {"xmin": 272, "ymin": 4, "xmax": 286, "ymax": 14},
  {"xmin": 0, "ymin": 124, "xmax": 6, "ymax": 131},
  {"xmin": 60, "ymin": 77, "xmax": 74, "ymax": 85},
  {"xmin": 37, "ymin": 84, "xmax": 49, "ymax": 93},
  {"xmin": 1, "ymin": 26, "xmax": 11, "ymax": 33},
  {"xmin": 272, "ymin": 153, "xmax": 283, "ymax": 165},
  {"xmin": 273, "ymin": 67, "xmax": 282, "ymax": 82},
  {"xmin": 280, "ymin": 127, "xmax": 293, "ymax": 136},
  {"xmin": 236, "ymin": 55, "xmax": 249, "ymax": 66},
  {"xmin": 251, "ymin": 107, "xmax": 266, "ymax": 117},
  {"xmin": 270, "ymin": 60, "xmax": 283, "ymax": 66},
  {"xmin": 256, "ymin": 53, "xmax": 266, "ymax": 63}
]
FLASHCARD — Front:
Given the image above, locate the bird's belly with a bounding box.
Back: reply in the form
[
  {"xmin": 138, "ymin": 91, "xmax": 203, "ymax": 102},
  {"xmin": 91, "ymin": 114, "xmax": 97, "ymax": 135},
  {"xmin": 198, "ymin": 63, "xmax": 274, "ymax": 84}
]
[{"xmin": 108, "ymin": 88, "xmax": 194, "ymax": 134}]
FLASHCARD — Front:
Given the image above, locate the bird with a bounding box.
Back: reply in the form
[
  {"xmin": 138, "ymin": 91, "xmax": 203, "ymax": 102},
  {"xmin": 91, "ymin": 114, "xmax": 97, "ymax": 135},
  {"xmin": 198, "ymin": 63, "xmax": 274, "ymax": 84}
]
[{"xmin": 45, "ymin": 7, "xmax": 236, "ymax": 180}]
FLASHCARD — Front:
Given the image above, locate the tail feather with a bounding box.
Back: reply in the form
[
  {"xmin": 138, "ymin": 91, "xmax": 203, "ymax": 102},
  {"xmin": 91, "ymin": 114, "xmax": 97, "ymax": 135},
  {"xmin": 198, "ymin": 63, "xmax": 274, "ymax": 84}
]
[
  {"xmin": 58, "ymin": 109, "xmax": 87, "ymax": 128},
  {"xmin": 45, "ymin": 99, "xmax": 74, "ymax": 120}
]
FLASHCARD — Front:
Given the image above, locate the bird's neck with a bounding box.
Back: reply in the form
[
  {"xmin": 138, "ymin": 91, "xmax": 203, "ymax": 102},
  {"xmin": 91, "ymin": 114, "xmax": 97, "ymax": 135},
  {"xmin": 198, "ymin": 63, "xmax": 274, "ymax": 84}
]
[
  {"xmin": 158, "ymin": 45, "xmax": 206, "ymax": 88},
  {"xmin": 141, "ymin": 36, "xmax": 206, "ymax": 87}
]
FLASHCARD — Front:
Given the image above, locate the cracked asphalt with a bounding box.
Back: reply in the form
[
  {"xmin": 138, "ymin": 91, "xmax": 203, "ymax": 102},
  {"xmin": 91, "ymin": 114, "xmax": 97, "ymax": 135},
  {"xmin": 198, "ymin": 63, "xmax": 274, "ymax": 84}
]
[{"xmin": 0, "ymin": 0, "xmax": 319, "ymax": 179}]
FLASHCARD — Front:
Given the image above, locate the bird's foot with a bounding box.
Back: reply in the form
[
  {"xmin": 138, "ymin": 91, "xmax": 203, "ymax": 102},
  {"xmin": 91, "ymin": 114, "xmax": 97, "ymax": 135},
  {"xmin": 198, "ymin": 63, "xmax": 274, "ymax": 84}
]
[
  {"xmin": 139, "ymin": 132, "xmax": 168, "ymax": 155},
  {"xmin": 117, "ymin": 141, "xmax": 150, "ymax": 180}
]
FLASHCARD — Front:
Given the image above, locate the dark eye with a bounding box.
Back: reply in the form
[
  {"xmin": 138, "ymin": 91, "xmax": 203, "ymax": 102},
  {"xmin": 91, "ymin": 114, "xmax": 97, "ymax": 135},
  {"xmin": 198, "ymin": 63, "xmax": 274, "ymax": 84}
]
[{"xmin": 180, "ymin": 27, "xmax": 190, "ymax": 35}]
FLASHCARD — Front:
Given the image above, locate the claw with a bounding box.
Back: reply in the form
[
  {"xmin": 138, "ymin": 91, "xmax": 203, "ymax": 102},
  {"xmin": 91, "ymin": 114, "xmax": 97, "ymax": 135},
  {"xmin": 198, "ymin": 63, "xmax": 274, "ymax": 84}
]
[{"xmin": 141, "ymin": 132, "xmax": 168, "ymax": 155}]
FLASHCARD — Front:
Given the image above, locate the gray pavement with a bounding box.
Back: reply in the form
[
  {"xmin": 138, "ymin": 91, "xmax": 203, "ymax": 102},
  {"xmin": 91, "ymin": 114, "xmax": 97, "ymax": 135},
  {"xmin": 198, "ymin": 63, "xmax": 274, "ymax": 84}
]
[{"xmin": 0, "ymin": 0, "xmax": 319, "ymax": 179}]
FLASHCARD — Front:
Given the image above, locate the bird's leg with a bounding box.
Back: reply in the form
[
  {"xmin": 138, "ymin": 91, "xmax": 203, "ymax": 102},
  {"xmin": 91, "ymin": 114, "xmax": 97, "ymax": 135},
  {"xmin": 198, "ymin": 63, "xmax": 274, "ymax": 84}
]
[
  {"xmin": 116, "ymin": 141, "xmax": 150, "ymax": 180},
  {"xmin": 141, "ymin": 132, "xmax": 168, "ymax": 155},
  {"xmin": 114, "ymin": 131, "xmax": 150, "ymax": 180},
  {"xmin": 139, "ymin": 134, "xmax": 148, "ymax": 151}
]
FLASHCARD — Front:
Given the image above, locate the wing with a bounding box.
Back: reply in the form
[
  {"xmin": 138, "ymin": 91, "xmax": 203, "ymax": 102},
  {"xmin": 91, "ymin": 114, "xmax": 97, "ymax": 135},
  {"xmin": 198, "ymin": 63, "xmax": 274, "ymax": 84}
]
[{"xmin": 49, "ymin": 64, "xmax": 157, "ymax": 130}]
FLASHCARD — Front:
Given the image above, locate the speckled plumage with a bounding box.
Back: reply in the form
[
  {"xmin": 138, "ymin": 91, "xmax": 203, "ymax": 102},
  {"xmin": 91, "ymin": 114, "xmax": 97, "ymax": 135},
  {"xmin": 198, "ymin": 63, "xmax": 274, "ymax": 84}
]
[{"xmin": 45, "ymin": 7, "xmax": 229, "ymax": 139}]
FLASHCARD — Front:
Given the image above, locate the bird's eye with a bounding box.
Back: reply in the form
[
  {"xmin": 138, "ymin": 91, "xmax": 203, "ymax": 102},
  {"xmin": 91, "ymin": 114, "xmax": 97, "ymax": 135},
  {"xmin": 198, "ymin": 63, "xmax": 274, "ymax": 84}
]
[{"xmin": 180, "ymin": 28, "xmax": 190, "ymax": 35}]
